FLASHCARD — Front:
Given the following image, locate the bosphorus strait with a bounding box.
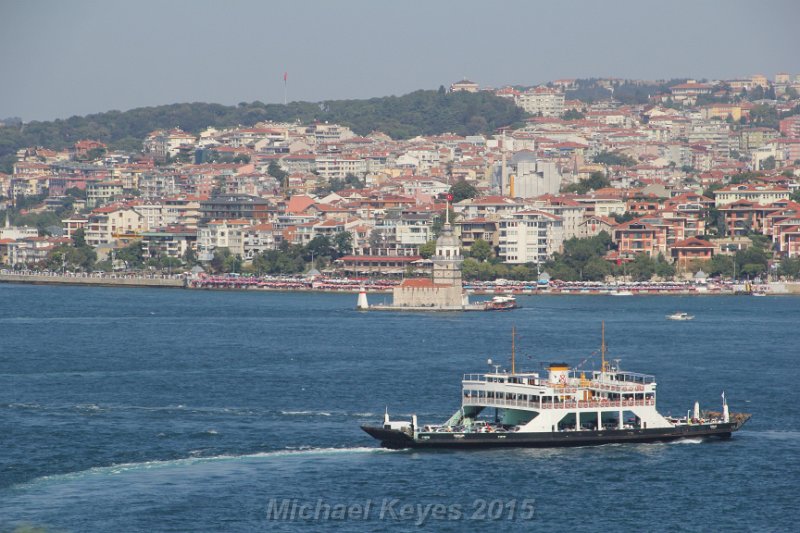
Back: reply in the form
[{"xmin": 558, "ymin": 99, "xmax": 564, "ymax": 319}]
[{"xmin": 1, "ymin": 284, "xmax": 798, "ymax": 531}]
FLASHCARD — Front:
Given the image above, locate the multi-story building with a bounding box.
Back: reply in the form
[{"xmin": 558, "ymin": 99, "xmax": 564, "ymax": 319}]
[
  {"xmin": 242, "ymin": 223, "xmax": 280, "ymax": 260},
  {"xmin": 714, "ymin": 184, "xmax": 791, "ymax": 207},
  {"xmin": 197, "ymin": 219, "xmax": 250, "ymax": 260},
  {"xmin": 85, "ymin": 181, "xmax": 123, "ymax": 208},
  {"xmin": 779, "ymin": 116, "xmax": 800, "ymax": 139},
  {"xmin": 455, "ymin": 217, "xmax": 498, "ymax": 252},
  {"xmin": 199, "ymin": 195, "xmax": 272, "ymax": 222},
  {"xmin": 315, "ymin": 154, "xmax": 368, "ymax": 181},
  {"xmin": 498, "ymin": 210, "xmax": 564, "ymax": 264},
  {"xmin": 517, "ymin": 87, "xmax": 565, "ymax": 117},
  {"xmin": 140, "ymin": 226, "xmax": 197, "ymax": 259},
  {"xmin": 394, "ymin": 214, "xmax": 433, "ymax": 252},
  {"xmin": 84, "ymin": 207, "xmax": 145, "ymax": 247},
  {"xmin": 143, "ymin": 129, "xmax": 197, "ymax": 159},
  {"xmin": 139, "ymin": 172, "xmax": 179, "ymax": 198},
  {"xmin": 450, "ymin": 79, "xmax": 479, "ymax": 93},
  {"xmin": 613, "ymin": 218, "xmax": 669, "ymax": 258}
]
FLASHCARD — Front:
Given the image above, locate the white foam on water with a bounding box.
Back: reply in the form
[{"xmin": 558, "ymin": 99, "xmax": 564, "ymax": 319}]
[
  {"xmin": 279, "ymin": 410, "xmax": 332, "ymax": 416},
  {"xmin": 16, "ymin": 446, "xmax": 394, "ymax": 489},
  {"xmin": 670, "ymin": 438, "xmax": 704, "ymax": 444}
]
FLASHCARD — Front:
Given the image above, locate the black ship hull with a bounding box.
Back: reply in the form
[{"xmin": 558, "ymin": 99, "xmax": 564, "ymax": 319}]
[{"xmin": 361, "ymin": 417, "xmax": 750, "ymax": 449}]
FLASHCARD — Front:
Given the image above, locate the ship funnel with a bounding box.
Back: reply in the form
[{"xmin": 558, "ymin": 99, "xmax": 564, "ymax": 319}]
[
  {"xmin": 548, "ymin": 363, "xmax": 570, "ymax": 385},
  {"xmin": 383, "ymin": 406, "xmax": 390, "ymax": 426},
  {"xmin": 693, "ymin": 401, "xmax": 700, "ymax": 420}
]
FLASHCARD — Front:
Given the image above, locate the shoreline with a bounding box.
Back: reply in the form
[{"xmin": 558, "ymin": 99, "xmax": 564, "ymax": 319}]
[{"xmin": 2, "ymin": 273, "xmax": 799, "ymax": 295}]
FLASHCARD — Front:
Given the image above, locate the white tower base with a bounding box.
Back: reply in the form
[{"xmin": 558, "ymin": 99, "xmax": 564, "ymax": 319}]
[{"xmin": 357, "ymin": 289, "xmax": 369, "ymax": 310}]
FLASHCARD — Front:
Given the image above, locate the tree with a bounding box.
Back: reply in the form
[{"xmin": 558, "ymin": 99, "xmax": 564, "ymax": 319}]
[
  {"xmin": 628, "ymin": 254, "xmax": 656, "ymax": 282},
  {"xmin": 332, "ymin": 231, "xmax": 354, "ymax": 258},
  {"xmin": 183, "ymin": 246, "xmax": 198, "ymax": 267},
  {"xmin": 450, "ymin": 180, "xmax": 478, "ymax": 203},
  {"xmin": 208, "ymin": 247, "xmax": 242, "ymax": 273},
  {"xmin": 654, "ymin": 254, "xmax": 676, "ymax": 279},
  {"xmin": 116, "ymin": 240, "xmax": 145, "ymax": 269},
  {"xmin": 469, "ymin": 239, "xmax": 492, "ymax": 262},
  {"xmin": 708, "ymin": 254, "xmax": 734, "ymax": 278},
  {"xmin": 562, "ymin": 172, "xmax": 610, "ymax": 194},
  {"xmin": 267, "ymin": 161, "xmax": 288, "ymax": 188},
  {"xmin": 582, "ymin": 256, "xmax": 612, "ymax": 281},
  {"xmin": 304, "ymin": 235, "xmax": 334, "ymax": 264},
  {"xmin": 734, "ymin": 242, "xmax": 769, "ymax": 279},
  {"xmin": 418, "ymin": 240, "xmax": 436, "ymax": 259},
  {"xmin": 543, "ymin": 231, "xmax": 614, "ymax": 281},
  {"xmin": 72, "ymin": 228, "xmax": 87, "ymax": 248},
  {"xmin": 562, "ymin": 109, "xmax": 585, "ymax": 120},
  {"xmin": 777, "ymin": 257, "xmax": 800, "ymax": 279},
  {"xmin": 368, "ymin": 229, "xmax": 385, "ymax": 252},
  {"xmin": 760, "ymin": 156, "xmax": 776, "ymax": 171},
  {"xmin": 593, "ymin": 151, "xmax": 636, "ymax": 167}
]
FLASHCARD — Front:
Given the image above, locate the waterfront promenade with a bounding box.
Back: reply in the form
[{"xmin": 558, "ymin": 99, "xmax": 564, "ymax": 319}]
[
  {"xmin": 2, "ymin": 271, "xmax": 799, "ymax": 295},
  {"xmin": 0, "ymin": 271, "xmax": 185, "ymax": 288}
]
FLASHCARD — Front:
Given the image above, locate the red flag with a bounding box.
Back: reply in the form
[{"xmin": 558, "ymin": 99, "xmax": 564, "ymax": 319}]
[
  {"xmin": 446, "ymin": 193, "xmax": 453, "ymax": 202},
  {"xmin": 283, "ymin": 72, "xmax": 287, "ymax": 82}
]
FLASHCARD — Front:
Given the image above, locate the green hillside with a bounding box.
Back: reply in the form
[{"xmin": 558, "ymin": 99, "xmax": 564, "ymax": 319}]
[{"xmin": 0, "ymin": 89, "xmax": 527, "ymax": 172}]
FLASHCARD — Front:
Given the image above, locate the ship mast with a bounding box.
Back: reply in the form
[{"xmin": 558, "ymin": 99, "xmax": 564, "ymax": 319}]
[
  {"xmin": 601, "ymin": 321, "xmax": 607, "ymax": 375},
  {"xmin": 511, "ymin": 325, "xmax": 516, "ymax": 374}
]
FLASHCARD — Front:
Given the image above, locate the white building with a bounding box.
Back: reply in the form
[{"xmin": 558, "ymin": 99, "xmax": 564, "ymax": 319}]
[
  {"xmin": 498, "ymin": 210, "xmax": 564, "ymax": 264},
  {"xmin": 511, "ymin": 157, "xmax": 562, "ymax": 198},
  {"xmin": 315, "ymin": 155, "xmax": 368, "ymax": 181},
  {"xmin": 197, "ymin": 219, "xmax": 249, "ymax": 260},
  {"xmin": 518, "ymin": 87, "xmax": 565, "ymax": 117}
]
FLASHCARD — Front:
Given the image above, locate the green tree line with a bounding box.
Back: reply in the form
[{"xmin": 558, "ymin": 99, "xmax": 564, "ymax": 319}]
[{"xmin": 0, "ymin": 90, "xmax": 527, "ymax": 172}]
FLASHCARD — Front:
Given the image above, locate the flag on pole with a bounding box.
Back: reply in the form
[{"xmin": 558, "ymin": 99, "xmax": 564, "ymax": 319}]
[{"xmin": 283, "ymin": 72, "xmax": 287, "ymax": 82}]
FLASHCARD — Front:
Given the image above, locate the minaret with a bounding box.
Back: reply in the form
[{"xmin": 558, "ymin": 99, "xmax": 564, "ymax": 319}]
[{"xmin": 432, "ymin": 195, "xmax": 463, "ymax": 287}]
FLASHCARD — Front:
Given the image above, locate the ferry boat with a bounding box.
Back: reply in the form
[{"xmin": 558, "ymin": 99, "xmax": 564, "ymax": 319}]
[
  {"xmin": 362, "ymin": 325, "xmax": 750, "ymax": 449},
  {"xmin": 483, "ymin": 295, "xmax": 518, "ymax": 311},
  {"xmin": 666, "ymin": 312, "xmax": 694, "ymax": 321}
]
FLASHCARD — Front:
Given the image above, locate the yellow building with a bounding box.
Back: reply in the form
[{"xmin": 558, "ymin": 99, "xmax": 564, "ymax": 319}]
[
  {"xmin": 700, "ymin": 104, "xmax": 742, "ymax": 122},
  {"xmin": 750, "ymin": 74, "xmax": 769, "ymax": 88}
]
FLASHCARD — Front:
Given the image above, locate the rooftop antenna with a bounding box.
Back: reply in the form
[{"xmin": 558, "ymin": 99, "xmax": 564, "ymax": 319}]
[{"xmin": 283, "ymin": 71, "xmax": 288, "ymax": 106}]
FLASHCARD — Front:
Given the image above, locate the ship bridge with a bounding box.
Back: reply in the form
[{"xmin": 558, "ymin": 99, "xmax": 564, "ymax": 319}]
[{"xmin": 461, "ymin": 364, "xmax": 658, "ymax": 413}]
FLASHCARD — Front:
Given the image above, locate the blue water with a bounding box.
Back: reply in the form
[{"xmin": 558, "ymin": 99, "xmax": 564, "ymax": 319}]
[{"xmin": 1, "ymin": 284, "xmax": 798, "ymax": 532}]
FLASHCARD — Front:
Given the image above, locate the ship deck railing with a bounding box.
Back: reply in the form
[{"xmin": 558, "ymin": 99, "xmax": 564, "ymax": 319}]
[
  {"xmin": 463, "ymin": 375, "xmax": 650, "ymax": 394},
  {"xmin": 462, "ymin": 397, "xmax": 655, "ymax": 410},
  {"xmin": 584, "ymin": 380, "xmax": 651, "ymax": 393}
]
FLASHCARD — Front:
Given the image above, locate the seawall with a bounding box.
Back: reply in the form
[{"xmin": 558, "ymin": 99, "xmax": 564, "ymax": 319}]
[{"xmin": 0, "ymin": 273, "xmax": 186, "ymax": 288}]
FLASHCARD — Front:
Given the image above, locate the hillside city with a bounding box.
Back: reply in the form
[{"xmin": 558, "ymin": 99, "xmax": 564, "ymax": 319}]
[{"xmin": 2, "ymin": 75, "xmax": 800, "ymax": 285}]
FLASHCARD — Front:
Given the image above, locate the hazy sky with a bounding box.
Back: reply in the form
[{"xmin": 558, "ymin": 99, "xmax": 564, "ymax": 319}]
[{"xmin": 1, "ymin": 0, "xmax": 798, "ymax": 122}]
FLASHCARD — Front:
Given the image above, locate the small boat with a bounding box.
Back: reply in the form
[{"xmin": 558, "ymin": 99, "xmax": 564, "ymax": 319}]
[
  {"xmin": 666, "ymin": 312, "xmax": 694, "ymax": 321},
  {"xmin": 483, "ymin": 295, "xmax": 518, "ymax": 311}
]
